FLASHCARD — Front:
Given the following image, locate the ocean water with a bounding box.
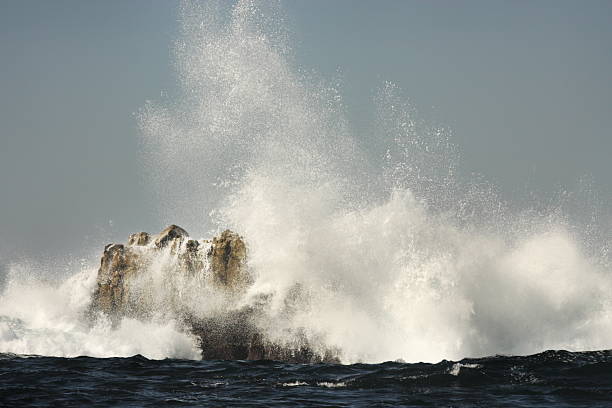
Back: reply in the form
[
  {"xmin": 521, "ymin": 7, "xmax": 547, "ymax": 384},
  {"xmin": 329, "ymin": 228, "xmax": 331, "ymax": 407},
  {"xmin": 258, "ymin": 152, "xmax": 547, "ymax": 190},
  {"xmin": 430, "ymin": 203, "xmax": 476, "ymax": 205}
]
[
  {"xmin": 1, "ymin": 0, "xmax": 611, "ymax": 406},
  {"xmin": 2, "ymin": 350, "xmax": 612, "ymax": 407}
]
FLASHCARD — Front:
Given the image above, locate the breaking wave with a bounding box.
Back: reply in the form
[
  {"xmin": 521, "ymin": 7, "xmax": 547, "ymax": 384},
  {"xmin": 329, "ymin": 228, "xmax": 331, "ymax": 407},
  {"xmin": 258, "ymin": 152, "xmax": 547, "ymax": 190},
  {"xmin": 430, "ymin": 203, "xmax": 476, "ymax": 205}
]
[
  {"xmin": 0, "ymin": 262, "xmax": 200, "ymax": 359},
  {"xmin": 0, "ymin": 0, "xmax": 610, "ymax": 363}
]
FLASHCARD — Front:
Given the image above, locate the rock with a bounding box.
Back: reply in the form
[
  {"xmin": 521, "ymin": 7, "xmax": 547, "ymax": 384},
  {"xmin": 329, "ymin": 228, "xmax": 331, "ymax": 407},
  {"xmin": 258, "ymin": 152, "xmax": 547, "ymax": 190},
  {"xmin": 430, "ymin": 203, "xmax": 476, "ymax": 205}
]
[
  {"xmin": 209, "ymin": 230, "xmax": 248, "ymax": 290},
  {"xmin": 179, "ymin": 239, "xmax": 204, "ymax": 276},
  {"xmin": 91, "ymin": 225, "xmax": 238, "ymax": 319},
  {"xmin": 127, "ymin": 232, "xmax": 150, "ymax": 246},
  {"xmin": 92, "ymin": 243, "xmax": 144, "ymax": 316},
  {"xmin": 154, "ymin": 224, "xmax": 188, "ymax": 249},
  {"xmin": 90, "ymin": 225, "xmax": 249, "ymax": 319},
  {"xmin": 89, "ymin": 224, "xmax": 338, "ymax": 363},
  {"xmin": 185, "ymin": 239, "xmax": 199, "ymax": 251}
]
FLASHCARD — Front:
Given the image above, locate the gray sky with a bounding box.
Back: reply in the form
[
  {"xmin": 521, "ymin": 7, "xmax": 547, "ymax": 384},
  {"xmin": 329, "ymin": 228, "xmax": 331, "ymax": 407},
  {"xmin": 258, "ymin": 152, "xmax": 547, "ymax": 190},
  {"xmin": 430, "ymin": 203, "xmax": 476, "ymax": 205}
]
[{"xmin": 1, "ymin": 0, "xmax": 611, "ymax": 260}]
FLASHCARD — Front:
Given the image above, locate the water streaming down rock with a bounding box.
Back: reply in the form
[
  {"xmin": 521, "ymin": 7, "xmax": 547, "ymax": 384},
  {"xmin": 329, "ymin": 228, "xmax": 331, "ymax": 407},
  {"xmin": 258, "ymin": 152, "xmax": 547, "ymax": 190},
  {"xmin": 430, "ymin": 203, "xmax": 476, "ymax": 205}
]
[{"xmin": 89, "ymin": 225, "xmax": 339, "ymax": 363}]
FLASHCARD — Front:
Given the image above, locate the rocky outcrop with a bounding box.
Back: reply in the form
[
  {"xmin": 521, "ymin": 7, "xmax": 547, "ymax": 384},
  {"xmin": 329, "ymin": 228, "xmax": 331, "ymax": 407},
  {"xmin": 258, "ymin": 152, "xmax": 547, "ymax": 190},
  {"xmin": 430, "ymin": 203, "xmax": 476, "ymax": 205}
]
[
  {"xmin": 92, "ymin": 243, "xmax": 143, "ymax": 316},
  {"xmin": 89, "ymin": 225, "xmax": 338, "ymax": 363},
  {"xmin": 210, "ymin": 230, "xmax": 248, "ymax": 290},
  {"xmin": 90, "ymin": 225, "xmax": 247, "ymax": 317}
]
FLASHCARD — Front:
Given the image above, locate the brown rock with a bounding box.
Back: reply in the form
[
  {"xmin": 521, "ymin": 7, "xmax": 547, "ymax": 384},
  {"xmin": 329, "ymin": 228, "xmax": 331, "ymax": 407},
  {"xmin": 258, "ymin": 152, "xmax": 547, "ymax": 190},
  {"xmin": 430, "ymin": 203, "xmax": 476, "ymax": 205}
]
[
  {"xmin": 90, "ymin": 225, "xmax": 247, "ymax": 320},
  {"xmin": 209, "ymin": 230, "xmax": 248, "ymax": 290},
  {"xmin": 91, "ymin": 243, "xmax": 144, "ymax": 317},
  {"xmin": 179, "ymin": 239, "xmax": 204, "ymax": 275},
  {"xmin": 128, "ymin": 232, "xmax": 150, "ymax": 246},
  {"xmin": 154, "ymin": 224, "xmax": 188, "ymax": 249},
  {"xmin": 88, "ymin": 224, "xmax": 338, "ymax": 363}
]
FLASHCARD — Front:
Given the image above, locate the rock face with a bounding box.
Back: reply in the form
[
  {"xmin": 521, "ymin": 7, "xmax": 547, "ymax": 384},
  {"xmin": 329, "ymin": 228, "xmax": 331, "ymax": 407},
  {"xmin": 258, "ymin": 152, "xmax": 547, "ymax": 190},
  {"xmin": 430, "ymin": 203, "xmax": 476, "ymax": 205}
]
[
  {"xmin": 92, "ymin": 243, "xmax": 142, "ymax": 316},
  {"xmin": 210, "ymin": 230, "xmax": 248, "ymax": 289},
  {"xmin": 89, "ymin": 225, "xmax": 338, "ymax": 363},
  {"xmin": 90, "ymin": 225, "xmax": 247, "ymax": 317},
  {"xmin": 154, "ymin": 224, "xmax": 188, "ymax": 249},
  {"xmin": 127, "ymin": 232, "xmax": 150, "ymax": 246}
]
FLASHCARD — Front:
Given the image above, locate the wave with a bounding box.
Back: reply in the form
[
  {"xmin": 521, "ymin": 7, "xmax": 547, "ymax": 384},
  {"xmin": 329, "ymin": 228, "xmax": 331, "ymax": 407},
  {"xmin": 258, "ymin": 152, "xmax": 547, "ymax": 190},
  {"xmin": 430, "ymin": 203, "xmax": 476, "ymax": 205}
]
[
  {"xmin": 3, "ymin": 349, "xmax": 612, "ymax": 406},
  {"xmin": 0, "ymin": 263, "xmax": 200, "ymax": 359},
  {"xmin": 1, "ymin": 0, "xmax": 611, "ymax": 363}
]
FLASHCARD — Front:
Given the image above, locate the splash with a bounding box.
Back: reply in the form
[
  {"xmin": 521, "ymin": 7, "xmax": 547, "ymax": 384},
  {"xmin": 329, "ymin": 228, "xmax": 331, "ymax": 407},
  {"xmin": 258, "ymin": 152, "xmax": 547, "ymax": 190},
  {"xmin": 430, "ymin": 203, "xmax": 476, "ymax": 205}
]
[
  {"xmin": 0, "ymin": 262, "xmax": 200, "ymax": 359},
  {"xmin": 1, "ymin": 0, "xmax": 610, "ymax": 363},
  {"xmin": 139, "ymin": 0, "xmax": 612, "ymax": 363}
]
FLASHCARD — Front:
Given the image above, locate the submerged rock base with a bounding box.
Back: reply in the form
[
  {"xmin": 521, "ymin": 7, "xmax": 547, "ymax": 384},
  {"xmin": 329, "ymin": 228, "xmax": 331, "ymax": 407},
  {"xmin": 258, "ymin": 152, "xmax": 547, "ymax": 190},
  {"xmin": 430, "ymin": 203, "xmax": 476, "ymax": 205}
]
[{"xmin": 89, "ymin": 225, "xmax": 338, "ymax": 363}]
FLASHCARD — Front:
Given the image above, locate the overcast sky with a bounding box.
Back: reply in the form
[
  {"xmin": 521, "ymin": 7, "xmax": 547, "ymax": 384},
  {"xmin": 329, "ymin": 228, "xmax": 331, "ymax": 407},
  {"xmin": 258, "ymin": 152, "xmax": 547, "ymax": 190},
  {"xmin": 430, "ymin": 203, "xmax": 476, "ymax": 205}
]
[{"xmin": 1, "ymin": 0, "xmax": 610, "ymax": 261}]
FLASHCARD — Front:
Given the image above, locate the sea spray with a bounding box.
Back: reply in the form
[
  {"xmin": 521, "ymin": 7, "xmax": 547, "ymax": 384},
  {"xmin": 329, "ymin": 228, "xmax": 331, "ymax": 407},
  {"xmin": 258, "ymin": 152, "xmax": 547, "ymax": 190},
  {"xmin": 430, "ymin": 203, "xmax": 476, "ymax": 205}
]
[
  {"xmin": 0, "ymin": 0, "xmax": 610, "ymax": 363},
  {"xmin": 140, "ymin": 0, "xmax": 612, "ymax": 363},
  {"xmin": 0, "ymin": 262, "xmax": 200, "ymax": 359}
]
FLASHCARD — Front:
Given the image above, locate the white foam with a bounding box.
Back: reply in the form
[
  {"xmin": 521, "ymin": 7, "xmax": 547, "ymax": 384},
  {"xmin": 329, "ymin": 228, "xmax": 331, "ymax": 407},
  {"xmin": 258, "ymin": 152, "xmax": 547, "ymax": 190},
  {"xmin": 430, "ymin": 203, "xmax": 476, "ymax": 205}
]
[
  {"xmin": 317, "ymin": 382, "xmax": 347, "ymax": 388},
  {"xmin": 0, "ymin": 264, "xmax": 200, "ymax": 360},
  {"xmin": 282, "ymin": 381, "xmax": 307, "ymax": 387},
  {"xmin": 138, "ymin": 0, "xmax": 612, "ymax": 364},
  {"xmin": 449, "ymin": 363, "xmax": 481, "ymax": 376}
]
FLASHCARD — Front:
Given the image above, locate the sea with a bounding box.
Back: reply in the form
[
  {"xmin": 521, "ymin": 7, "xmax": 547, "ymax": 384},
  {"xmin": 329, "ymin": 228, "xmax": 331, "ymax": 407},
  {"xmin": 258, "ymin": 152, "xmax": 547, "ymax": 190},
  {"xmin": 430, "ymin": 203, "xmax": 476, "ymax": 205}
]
[{"xmin": 2, "ymin": 350, "xmax": 612, "ymax": 407}]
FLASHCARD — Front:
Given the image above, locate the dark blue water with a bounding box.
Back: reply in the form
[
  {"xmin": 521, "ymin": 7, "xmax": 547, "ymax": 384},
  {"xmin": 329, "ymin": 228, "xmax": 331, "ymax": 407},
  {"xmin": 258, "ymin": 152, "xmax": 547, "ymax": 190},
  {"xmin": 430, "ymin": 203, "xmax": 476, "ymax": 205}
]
[{"xmin": 1, "ymin": 350, "xmax": 611, "ymax": 407}]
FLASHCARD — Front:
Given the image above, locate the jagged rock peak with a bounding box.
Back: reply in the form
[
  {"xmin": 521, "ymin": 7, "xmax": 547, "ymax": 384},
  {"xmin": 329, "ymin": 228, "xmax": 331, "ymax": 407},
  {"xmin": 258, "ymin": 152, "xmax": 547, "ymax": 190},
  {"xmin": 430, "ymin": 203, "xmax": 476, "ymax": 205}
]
[
  {"xmin": 127, "ymin": 232, "xmax": 150, "ymax": 246},
  {"xmin": 154, "ymin": 224, "xmax": 189, "ymax": 248}
]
